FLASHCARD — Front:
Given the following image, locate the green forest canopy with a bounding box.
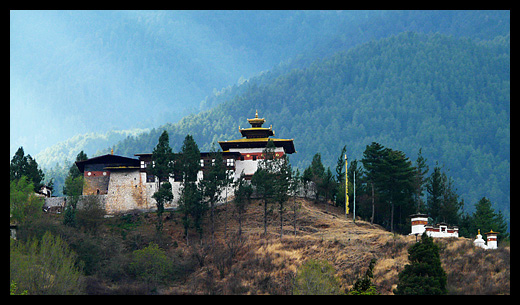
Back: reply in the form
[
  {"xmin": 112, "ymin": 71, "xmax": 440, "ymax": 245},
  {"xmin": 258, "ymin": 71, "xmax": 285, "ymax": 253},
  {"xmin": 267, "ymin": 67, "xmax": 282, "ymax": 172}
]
[
  {"xmin": 39, "ymin": 30, "xmax": 509, "ymax": 227},
  {"xmin": 104, "ymin": 32, "xmax": 509, "ymax": 221}
]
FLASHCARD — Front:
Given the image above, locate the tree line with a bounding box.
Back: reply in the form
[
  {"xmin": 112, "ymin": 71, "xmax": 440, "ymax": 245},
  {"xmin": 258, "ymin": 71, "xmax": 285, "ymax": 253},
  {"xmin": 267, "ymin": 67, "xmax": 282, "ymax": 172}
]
[
  {"xmin": 93, "ymin": 31, "xmax": 509, "ymax": 229},
  {"xmin": 11, "ymin": 131, "xmax": 509, "ymax": 242},
  {"xmin": 301, "ymin": 141, "xmax": 509, "ymax": 241},
  {"xmin": 10, "ymin": 132, "xmax": 509, "ymax": 295}
]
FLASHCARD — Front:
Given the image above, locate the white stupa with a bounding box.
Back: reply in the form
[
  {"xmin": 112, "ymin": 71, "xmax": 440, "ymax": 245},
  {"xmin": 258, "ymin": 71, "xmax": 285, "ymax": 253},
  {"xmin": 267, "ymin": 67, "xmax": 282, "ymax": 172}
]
[
  {"xmin": 474, "ymin": 229, "xmax": 487, "ymax": 249},
  {"xmin": 473, "ymin": 229, "xmax": 499, "ymax": 250}
]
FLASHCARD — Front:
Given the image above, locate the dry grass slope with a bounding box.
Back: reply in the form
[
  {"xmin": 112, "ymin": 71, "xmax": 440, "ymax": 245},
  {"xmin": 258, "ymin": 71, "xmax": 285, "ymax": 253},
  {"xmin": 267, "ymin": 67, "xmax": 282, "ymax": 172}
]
[{"xmin": 155, "ymin": 197, "xmax": 509, "ymax": 295}]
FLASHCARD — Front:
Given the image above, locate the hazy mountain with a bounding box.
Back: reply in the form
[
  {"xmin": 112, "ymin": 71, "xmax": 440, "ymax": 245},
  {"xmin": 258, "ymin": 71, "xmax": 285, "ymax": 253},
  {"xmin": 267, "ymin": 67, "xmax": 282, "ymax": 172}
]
[
  {"xmin": 107, "ymin": 32, "xmax": 510, "ymax": 221},
  {"xmin": 11, "ymin": 10, "xmax": 509, "ymax": 157},
  {"xmin": 23, "ymin": 10, "xmax": 509, "ymax": 220}
]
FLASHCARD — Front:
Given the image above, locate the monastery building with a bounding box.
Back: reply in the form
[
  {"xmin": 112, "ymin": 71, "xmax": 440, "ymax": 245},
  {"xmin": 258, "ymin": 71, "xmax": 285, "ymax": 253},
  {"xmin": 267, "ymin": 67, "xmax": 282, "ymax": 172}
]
[{"xmin": 60, "ymin": 111, "xmax": 295, "ymax": 214}]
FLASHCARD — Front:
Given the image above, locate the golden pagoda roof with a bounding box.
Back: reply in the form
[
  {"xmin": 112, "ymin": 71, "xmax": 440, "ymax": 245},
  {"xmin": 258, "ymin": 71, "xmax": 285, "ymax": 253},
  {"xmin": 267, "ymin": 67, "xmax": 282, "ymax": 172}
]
[
  {"xmin": 247, "ymin": 110, "xmax": 265, "ymax": 125},
  {"xmin": 218, "ymin": 137, "xmax": 296, "ymax": 154},
  {"xmin": 219, "ymin": 110, "xmax": 295, "ymax": 153},
  {"xmin": 485, "ymin": 229, "xmax": 499, "ymax": 235}
]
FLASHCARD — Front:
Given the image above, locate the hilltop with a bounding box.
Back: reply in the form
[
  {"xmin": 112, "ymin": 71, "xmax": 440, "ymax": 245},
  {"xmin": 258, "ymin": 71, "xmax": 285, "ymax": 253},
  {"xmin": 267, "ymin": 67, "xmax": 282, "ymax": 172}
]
[{"xmin": 75, "ymin": 197, "xmax": 508, "ymax": 295}]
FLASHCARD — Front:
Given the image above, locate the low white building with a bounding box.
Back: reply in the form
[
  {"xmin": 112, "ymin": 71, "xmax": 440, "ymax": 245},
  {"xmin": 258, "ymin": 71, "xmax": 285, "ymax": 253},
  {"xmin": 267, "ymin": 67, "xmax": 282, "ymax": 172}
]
[{"xmin": 409, "ymin": 213, "xmax": 459, "ymax": 238}]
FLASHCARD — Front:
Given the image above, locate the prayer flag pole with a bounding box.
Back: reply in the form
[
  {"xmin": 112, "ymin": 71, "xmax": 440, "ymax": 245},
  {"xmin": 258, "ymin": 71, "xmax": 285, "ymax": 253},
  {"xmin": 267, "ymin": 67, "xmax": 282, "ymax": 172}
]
[{"xmin": 345, "ymin": 153, "xmax": 349, "ymax": 218}]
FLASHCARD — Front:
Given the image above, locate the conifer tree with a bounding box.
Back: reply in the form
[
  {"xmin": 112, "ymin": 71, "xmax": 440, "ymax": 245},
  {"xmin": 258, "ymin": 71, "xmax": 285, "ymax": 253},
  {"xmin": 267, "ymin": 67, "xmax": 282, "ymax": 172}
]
[
  {"xmin": 470, "ymin": 197, "xmax": 509, "ymax": 241},
  {"xmin": 175, "ymin": 134, "xmax": 204, "ymax": 244},
  {"xmin": 274, "ymin": 154, "xmax": 291, "ymax": 239},
  {"xmin": 394, "ymin": 233, "xmax": 447, "ymax": 295},
  {"xmin": 413, "ymin": 148, "xmax": 429, "ymax": 213},
  {"xmin": 361, "ymin": 143, "xmax": 415, "ymax": 233},
  {"xmin": 201, "ymin": 147, "xmax": 229, "ymax": 243},
  {"xmin": 10, "ymin": 146, "xmax": 45, "ymax": 192},
  {"xmin": 150, "ymin": 131, "xmax": 174, "ymax": 233}
]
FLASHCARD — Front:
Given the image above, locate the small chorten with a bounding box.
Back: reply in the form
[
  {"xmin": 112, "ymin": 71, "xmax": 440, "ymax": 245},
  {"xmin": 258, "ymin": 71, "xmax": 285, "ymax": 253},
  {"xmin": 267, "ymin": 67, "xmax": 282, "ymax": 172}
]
[
  {"xmin": 474, "ymin": 229, "xmax": 487, "ymax": 249},
  {"xmin": 485, "ymin": 229, "xmax": 499, "ymax": 249}
]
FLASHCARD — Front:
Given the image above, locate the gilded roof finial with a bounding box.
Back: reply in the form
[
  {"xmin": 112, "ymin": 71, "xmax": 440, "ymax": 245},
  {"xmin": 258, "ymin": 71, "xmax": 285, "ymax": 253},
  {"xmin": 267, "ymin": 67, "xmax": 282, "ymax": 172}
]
[
  {"xmin": 111, "ymin": 148, "xmax": 114, "ymax": 155},
  {"xmin": 255, "ymin": 109, "xmax": 258, "ymax": 118},
  {"xmin": 478, "ymin": 229, "xmax": 480, "ymax": 235}
]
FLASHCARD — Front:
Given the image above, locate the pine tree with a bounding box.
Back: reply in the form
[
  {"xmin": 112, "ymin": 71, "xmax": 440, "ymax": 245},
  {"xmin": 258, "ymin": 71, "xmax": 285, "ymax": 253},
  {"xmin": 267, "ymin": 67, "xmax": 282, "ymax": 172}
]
[
  {"xmin": 306, "ymin": 153, "xmax": 325, "ymax": 202},
  {"xmin": 150, "ymin": 131, "xmax": 175, "ymax": 233},
  {"xmin": 348, "ymin": 258, "xmax": 378, "ymax": 295},
  {"xmin": 10, "ymin": 147, "xmax": 45, "ymax": 193},
  {"xmin": 274, "ymin": 154, "xmax": 291, "ymax": 239},
  {"xmin": 413, "ymin": 148, "xmax": 429, "ymax": 213},
  {"xmin": 362, "ymin": 143, "xmax": 415, "ymax": 233},
  {"xmin": 175, "ymin": 134, "xmax": 203, "ymax": 244},
  {"xmin": 426, "ymin": 164, "xmax": 444, "ymax": 223},
  {"xmin": 394, "ymin": 233, "xmax": 447, "ymax": 295},
  {"xmin": 470, "ymin": 197, "xmax": 509, "ymax": 241},
  {"xmin": 150, "ymin": 130, "xmax": 174, "ymax": 183},
  {"xmin": 201, "ymin": 147, "xmax": 229, "ymax": 243}
]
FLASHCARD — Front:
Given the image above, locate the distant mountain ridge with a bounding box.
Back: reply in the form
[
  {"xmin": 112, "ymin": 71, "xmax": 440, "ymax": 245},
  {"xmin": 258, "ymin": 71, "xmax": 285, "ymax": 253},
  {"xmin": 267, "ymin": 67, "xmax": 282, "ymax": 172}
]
[
  {"xmin": 37, "ymin": 11, "xmax": 509, "ymax": 222},
  {"xmin": 106, "ymin": 32, "xmax": 509, "ymax": 221}
]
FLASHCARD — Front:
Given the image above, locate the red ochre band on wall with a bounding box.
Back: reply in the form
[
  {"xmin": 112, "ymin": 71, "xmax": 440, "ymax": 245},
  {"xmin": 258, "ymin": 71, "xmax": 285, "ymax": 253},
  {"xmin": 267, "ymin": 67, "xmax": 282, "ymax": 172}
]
[{"xmin": 239, "ymin": 152, "xmax": 284, "ymax": 161}]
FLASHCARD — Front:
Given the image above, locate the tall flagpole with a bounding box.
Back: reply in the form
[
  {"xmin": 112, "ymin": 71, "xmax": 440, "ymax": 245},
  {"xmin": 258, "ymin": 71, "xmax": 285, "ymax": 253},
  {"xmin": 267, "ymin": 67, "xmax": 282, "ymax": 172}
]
[{"xmin": 345, "ymin": 153, "xmax": 349, "ymax": 218}]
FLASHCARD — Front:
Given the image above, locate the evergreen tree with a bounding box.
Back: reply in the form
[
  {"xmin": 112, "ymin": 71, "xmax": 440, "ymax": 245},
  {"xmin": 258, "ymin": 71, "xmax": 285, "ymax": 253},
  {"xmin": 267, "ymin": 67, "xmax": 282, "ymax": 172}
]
[
  {"xmin": 25, "ymin": 155, "xmax": 45, "ymax": 192},
  {"xmin": 470, "ymin": 197, "xmax": 509, "ymax": 241},
  {"xmin": 362, "ymin": 143, "xmax": 415, "ymax": 233},
  {"xmin": 394, "ymin": 233, "xmax": 447, "ymax": 295},
  {"xmin": 306, "ymin": 153, "xmax": 325, "ymax": 202},
  {"xmin": 381, "ymin": 149, "xmax": 415, "ymax": 233},
  {"xmin": 10, "ymin": 147, "xmax": 45, "ymax": 192},
  {"xmin": 426, "ymin": 164, "xmax": 444, "ymax": 222},
  {"xmin": 175, "ymin": 134, "xmax": 203, "ymax": 244},
  {"xmin": 361, "ymin": 142, "xmax": 387, "ymax": 225},
  {"xmin": 440, "ymin": 175, "xmax": 462, "ymax": 225},
  {"xmin": 67, "ymin": 151, "xmax": 88, "ymax": 181},
  {"xmin": 201, "ymin": 147, "xmax": 229, "ymax": 243},
  {"xmin": 151, "ymin": 131, "xmax": 175, "ymax": 233},
  {"xmin": 150, "ymin": 130, "xmax": 174, "ymax": 183},
  {"xmin": 152, "ymin": 181, "xmax": 173, "ymax": 233},
  {"xmin": 274, "ymin": 154, "xmax": 291, "ymax": 239},
  {"xmin": 290, "ymin": 168, "xmax": 302, "ymax": 236},
  {"xmin": 348, "ymin": 258, "xmax": 378, "ymax": 295},
  {"xmin": 413, "ymin": 148, "xmax": 429, "ymax": 213},
  {"xmin": 10, "ymin": 147, "xmax": 27, "ymax": 182},
  {"xmin": 426, "ymin": 165, "xmax": 463, "ymax": 227},
  {"xmin": 63, "ymin": 151, "xmax": 87, "ymax": 196},
  {"xmin": 62, "ymin": 151, "xmax": 87, "ymax": 227}
]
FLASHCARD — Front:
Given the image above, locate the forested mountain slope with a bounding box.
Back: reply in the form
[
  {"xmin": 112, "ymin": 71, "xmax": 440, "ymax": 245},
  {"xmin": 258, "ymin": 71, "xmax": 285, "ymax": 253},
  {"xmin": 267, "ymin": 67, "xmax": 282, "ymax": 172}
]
[{"xmin": 109, "ymin": 32, "xmax": 509, "ymax": 219}]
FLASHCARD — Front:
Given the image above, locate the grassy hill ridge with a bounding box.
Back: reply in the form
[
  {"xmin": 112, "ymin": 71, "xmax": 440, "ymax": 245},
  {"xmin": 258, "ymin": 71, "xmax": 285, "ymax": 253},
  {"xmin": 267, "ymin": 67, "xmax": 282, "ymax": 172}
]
[{"xmin": 98, "ymin": 197, "xmax": 510, "ymax": 294}]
